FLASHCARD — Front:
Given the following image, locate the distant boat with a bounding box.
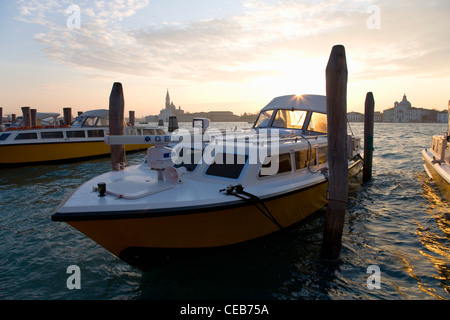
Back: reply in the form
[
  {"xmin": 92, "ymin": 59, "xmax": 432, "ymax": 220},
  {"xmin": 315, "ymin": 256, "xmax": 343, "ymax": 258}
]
[
  {"xmin": 421, "ymin": 100, "xmax": 450, "ymax": 200},
  {"xmin": 0, "ymin": 109, "xmax": 166, "ymax": 165}
]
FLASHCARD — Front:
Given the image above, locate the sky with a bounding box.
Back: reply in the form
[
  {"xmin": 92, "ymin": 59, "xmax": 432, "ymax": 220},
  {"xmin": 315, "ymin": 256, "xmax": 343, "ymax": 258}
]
[{"xmin": 0, "ymin": 0, "xmax": 449, "ymax": 118}]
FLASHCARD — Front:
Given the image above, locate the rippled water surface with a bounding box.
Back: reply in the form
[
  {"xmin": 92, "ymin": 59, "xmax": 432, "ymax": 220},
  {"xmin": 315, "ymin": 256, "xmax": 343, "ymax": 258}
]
[{"xmin": 1, "ymin": 122, "xmax": 449, "ymax": 300}]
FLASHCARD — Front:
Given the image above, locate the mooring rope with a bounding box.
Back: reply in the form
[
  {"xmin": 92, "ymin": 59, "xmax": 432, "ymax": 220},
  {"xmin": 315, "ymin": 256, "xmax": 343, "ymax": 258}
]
[{"xmin": 220, "ymin": 184, "xmax": 283, "ymax": 230}]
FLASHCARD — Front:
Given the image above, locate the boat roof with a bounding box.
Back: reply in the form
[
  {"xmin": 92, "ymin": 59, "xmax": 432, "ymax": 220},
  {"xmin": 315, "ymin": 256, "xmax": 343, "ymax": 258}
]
[
  {"xmin": 37, "ymin": 112, "xmax": 60, "ymax": 120},
  {"xmin": 79, "ymin": 109, "xmax": 109, "ymax": 118},
  {"xmin": 260, "ymin": 94, "xmax": 326, "ymax": 114}
]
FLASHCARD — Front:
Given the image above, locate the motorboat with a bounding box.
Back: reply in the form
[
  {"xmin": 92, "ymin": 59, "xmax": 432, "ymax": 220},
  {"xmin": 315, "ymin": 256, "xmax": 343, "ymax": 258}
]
[
  {"xmin": 421, "ymin": 101, "xmax": 450, "ymax": 200},
  {"xmin": 52, "ymin": 94, "xmax": 363, "ymax": 269},
  {"xmin": 0, "ymin": 109, "xmax": 166, "ymax": 165}
]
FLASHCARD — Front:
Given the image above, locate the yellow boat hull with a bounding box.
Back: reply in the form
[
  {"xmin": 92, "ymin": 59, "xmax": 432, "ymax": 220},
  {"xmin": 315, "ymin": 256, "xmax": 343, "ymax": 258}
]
[
  {"xmin": 67, "ymin": 182, "xmax": 328, "ymax": 262},
  {"xmin": 0, "ymin": 141, "xmax": 149, "ymax": 164}
]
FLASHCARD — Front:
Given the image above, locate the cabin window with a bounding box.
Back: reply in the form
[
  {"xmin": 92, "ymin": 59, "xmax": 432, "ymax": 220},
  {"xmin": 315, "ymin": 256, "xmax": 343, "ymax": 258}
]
[
  {"xmin": 307, "ymin": 112, "xmax": 327, "ymax": 134},
  {"xmin": 155, "ymin": 129, "xmax": 166, "ymax": 135},
  {"xmin": 317, "ymin": 146, "xmax": 328, "ymax": 164},
  {"xmin": 272, "ymin": 110, "xmax": 307, "ymax": 129},
  {"xmin": 294, "ymin": 146, "xmax": 327, "ymax": 170},
  {"xmin": 96, "ymin": 117, "xmax": 109, "ymax": 127},
  {"xmin": 41, "ymin": 131, "xmax": 63, "ymax": 139},
  {"xmin": 71, "ymin": 117, "xmax": 83, "ymax": 126},
  {"xmin": 15, "ymin": 133, "xmax": 38, "ymax": 140},
  {"xmin": 83, "ymin": 117, "xmax": 96, "ymax": 127},
  {"xmin": 254, "ymin": 110, "xmax": 274, "ymax": 128},
  {"xmin": 0, "ymin": 133, "xmax": 11, "ymax": 141},
  {"xmin": 205, "ymin": 154, "xmax": 248, "ymax": 179},
  {"xmin": 294, "ymin": 149, "xmax": 316, "ymax": 170},
  {"xmin": 66, "ymin": 130, "xmax": 86, "ymax": 138},
  {"xmin": 142, "ymin": 129, "xmax": 155, "ymax": 135},
  {"xmin": 259, "ymin": 153, "xmax": 292, "ymax": 177},
  {"xmin": 87, "ymin": 130, "xmax": 105, "ymax": 137}
]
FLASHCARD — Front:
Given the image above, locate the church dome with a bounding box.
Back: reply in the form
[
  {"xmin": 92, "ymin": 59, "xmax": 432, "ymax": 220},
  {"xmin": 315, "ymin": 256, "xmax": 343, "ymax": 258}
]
[{"xmin": 398, "ymin": 94, "xmax": 411, "ymax": 108}]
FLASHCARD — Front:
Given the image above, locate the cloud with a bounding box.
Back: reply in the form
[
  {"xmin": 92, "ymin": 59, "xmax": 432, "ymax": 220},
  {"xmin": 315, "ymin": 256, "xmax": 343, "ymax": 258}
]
[
  {"xmin": 15, "ymin": 0, "xmax": 65, "ymax": 25},
  {"xmin": 14, "ymin": 0, "xmax": 450, "ymax": 84}
]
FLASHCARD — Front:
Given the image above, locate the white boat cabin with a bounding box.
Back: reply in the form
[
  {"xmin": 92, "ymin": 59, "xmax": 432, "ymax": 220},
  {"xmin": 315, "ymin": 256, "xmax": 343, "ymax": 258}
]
[{"xmin": 164, "ymin": 94, "xmax": 360, "ymax": 188}]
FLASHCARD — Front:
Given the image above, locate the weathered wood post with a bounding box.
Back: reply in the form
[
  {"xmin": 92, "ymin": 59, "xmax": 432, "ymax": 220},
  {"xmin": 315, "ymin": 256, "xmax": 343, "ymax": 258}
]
[
  {"xmin": 31, "ymin": 109, "xmax": 37, "ymax": 126},
  {"xmin": 168, "ymin": 116, "xmax": 179, "ymax": 132},
  {"xmin": 129, "ymin": 110, "xmax": 135, "ymax": 126},
  {"xmin": 63, "ymin": 108, "xmax": 72, "ymax": 125},
  {"xmin": 11, "ymin": 114, "xmax": 16, "ymax": 122},
  {"xmin": 0, "ymin": 107, "xmax": 3, "ymax": 125},
  {"xmin": 21, "ymin": 106, "xmax": 31, "ymax": 127},
  {"xmin": 363, "ymin": 92, "xmax": 375, "ymax": 182},
  {"xmin": 321, "ymin": 45, "xmax": 349, "ymax": 260},
  {"xmin": 109, "ymin": 82, "xmax": 126, "ymax": 171}
]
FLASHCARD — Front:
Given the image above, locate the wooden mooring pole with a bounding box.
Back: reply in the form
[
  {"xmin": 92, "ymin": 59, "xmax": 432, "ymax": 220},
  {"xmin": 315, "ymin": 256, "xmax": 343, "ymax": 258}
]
[
  {"xmin": 363, "ymin": 92, "xmax": 375, "ymax": 182},
  {"xmin": 31, "ymin": 109, "xmax": 37, "ymax": 126},
  {"xmin": 21, "ymin": 106, "xmax": 31, "ymax": 127},
  {"xmin": 321, "ymin": 45, "xmax": 349, "ymax": 260},
  {"xmin": 129, "ymin": 110, "xmax": 135, "ymax": 126},
  {"xmin": 109, "ymin": 82, "xmax": 126, "ymax": 171},
  {"xmin": 63, "ymin": 108, "xmax": 72, "ymax": 125}
]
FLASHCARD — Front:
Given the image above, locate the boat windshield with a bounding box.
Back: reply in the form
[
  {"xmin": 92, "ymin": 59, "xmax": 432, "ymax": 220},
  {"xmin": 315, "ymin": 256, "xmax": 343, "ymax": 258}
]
[
  {"xmin": 307, "ymin": 112, "xmax": 327, "ymax": 134},
  {"xmin": 272, "ymin": 110, "xmax": 307, "ymax": 129},
  {"xmin": 72, "ymin": 116, "xmax": 109, "ymax": 127},
  {"xmin": 254, "ymin": 110, "xmax": 274, "ymax": 128}
]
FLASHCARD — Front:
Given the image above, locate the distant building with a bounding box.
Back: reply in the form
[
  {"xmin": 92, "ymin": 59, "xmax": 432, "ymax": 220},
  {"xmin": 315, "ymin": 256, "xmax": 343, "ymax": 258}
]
[
  {"xmin": 347, "ymin": 112, "xmax": 364, "ymax": 122},
  {"xmin": 152, "ymin": 89, "xmax": 242, "ymax": 123},
  {"xmin": 437, "ymin": 111, "xmax": 449, "ymax": 123},
  {"xmin": 159, "ymin": 89, "xmax": 185, "ymax": 122},
  {"xmin": 383, "ymin": 94, "xmax": 438, "ymax": 123},
  {"xmin": 347, "ymin": 111, "xmax": 383, "ymax": 122},
  {"xmin": 374, "ymin": 111, "xmax": 383, "ymax": 122}
]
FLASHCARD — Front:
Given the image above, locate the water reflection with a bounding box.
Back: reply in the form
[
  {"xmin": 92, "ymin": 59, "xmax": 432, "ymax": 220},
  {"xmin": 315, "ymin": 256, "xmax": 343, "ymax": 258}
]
[{"xmin": 416, "ymin": 172, "xmax": 450, "ymax": 298}]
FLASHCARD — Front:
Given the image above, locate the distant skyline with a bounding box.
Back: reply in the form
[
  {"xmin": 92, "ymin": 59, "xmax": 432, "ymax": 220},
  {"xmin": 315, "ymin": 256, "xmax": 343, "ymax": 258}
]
[{"xmin": 1, "ymin": 0, "xmax": 449, "ymax": 118}]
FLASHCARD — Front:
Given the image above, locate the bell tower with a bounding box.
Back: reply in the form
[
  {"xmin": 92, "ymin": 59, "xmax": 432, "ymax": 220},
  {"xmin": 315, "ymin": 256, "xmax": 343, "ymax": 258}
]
[{"xmin": 165, "ymin": 89, "xmax": 170, "ymax": 109}]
